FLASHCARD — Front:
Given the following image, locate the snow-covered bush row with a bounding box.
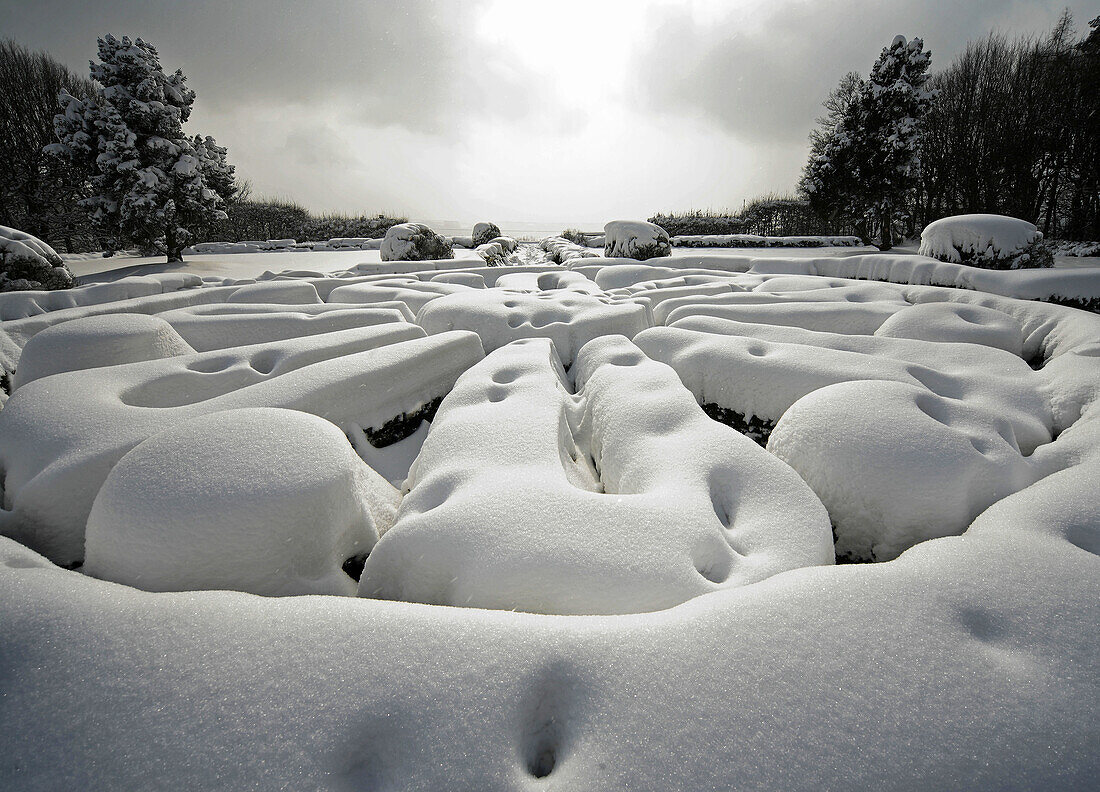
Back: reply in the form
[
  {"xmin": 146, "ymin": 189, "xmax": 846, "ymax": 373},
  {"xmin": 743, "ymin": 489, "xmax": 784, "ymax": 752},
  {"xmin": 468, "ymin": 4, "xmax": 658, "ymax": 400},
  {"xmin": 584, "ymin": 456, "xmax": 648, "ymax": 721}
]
[
  {"xmin": 603, "ymin": 220, "xmax": 672, "ymax": 260},
  {"xmin": 1048, "ymin": 239, "xmax": 1100, "ymax": 257},
  {"xmin": 539, "ymin": 235, "xmax": 599, "ymax": 264},
  {"xmin": 157, "ymin": 303, "xmax": 410, "ymax": 352},
  {"xmin": 380, "ymin": 223, "xmax": 454, "ymax": 262},
  {"xmin": 919, "ymin": 214, "xmax": 1053, "ymax": 269},
  {"xmin": 184, "ymin": 237, "xmax": 385, "ymax": 255},
  {"xmin": 691, "ymin": 251, "xmax": 1100, "ymax": 309},
  {"xmin": 0, "ymin": 226, "xmax": 75, "ymax": 292},
  {"xmin": 417, "ymin": 289, "xmax": 650, "ymax": 367},
  {"xmin": 0, "ymin": 325, "xmax": 482, "ymax": 566},
  {"xmin": 0, "ymin": 272, "xmax": 204, "ymax": 322},
  {"xmin": 672, "ymin": 234, "xmax": 864, "ymax": 248},
  {"xmin": 328, "ymin": 278, "xmax": 473, "ymax": 315},
  {"xmin": 0, "ymin": 252, "xmax": 1098, "ymax": 787},
  {"xmin": 85, "ymin": 408, "xmax": 395, "ymax": 596},
  {"xmin": 640, "ymin": 304, "xmax": 1053, "ymax": 561},
  {"xmin": 361, "ymin": 336, "xmax": 832, "ymax": 613}
]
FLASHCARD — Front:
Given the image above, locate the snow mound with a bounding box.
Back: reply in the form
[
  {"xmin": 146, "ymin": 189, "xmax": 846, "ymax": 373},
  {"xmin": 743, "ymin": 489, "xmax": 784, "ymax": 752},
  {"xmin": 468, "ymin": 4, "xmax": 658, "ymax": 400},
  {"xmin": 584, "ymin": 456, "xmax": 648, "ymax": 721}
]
[
  {"xmin": 157, "ymin": 303, "xmax": 409, "ymax": 352},
  {"xmin": 768, "ymin": 380, "xmax": 1038, "ymax": 561},
  {"xmin": 874, "ymin": 301, "xmax": 1025, "ymax": 355},
  {"xmin": 360, "ymin": 336, "xmax": 832, "ymax": 613},
  {"xmin": 416, "ymin": 289, "xmax": 650, "ymax": 366},
  {"xmin": 919, "ymin": 214, "xmax": 1052, "ymax": 269},
  {"xmin": 603, "ymin": 220, "xmax": 672, "ymax": 260},
  {"xmin": 0, "ymin": 225, "xmax": 74, "ymax": 292},
  {"xmin": 84, "ymin": 408, "xmax": 394, "ymax": 596},
  {"xmin": 327, "ymin": 279, "xmax": 471, "ymax": 314},
  {"xmin": 13, "ymin": 313, "xmax": 195, "ymax": 389},
  {"xmin": 380, "ymin": 223, "xmax": 454, "ymax": 262},
  {"xmin": 0, "ymin": 324, "xmax": 483, "ymax": 565},
  {"xmin": 227, "ymin": 280, "xmax": 322, "ymax": 305}
]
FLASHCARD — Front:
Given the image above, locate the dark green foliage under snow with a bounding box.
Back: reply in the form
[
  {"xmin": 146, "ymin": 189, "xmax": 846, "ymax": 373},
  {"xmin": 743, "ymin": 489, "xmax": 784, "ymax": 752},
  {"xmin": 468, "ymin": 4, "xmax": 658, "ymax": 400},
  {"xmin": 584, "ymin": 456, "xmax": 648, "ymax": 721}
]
[{"xmin": 651, "ymin": 196, "xmax": 835, "ymax": 238}]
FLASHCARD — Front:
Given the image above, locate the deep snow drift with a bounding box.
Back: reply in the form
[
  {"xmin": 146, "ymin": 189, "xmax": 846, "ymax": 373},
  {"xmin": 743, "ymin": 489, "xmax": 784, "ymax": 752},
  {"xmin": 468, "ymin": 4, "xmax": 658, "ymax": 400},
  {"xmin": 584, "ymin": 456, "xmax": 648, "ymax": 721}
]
[{"xmin": 0, "ymin": 245, "xmax": 1097, "ymax": 790}]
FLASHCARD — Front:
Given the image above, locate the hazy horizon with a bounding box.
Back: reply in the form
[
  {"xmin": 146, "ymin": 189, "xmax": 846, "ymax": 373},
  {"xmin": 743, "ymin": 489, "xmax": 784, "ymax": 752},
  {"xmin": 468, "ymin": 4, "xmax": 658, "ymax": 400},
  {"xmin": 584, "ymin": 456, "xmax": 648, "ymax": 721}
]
[{"xmin": 2, "ymin": 0, "xmax": 1094, "ymax": 224}]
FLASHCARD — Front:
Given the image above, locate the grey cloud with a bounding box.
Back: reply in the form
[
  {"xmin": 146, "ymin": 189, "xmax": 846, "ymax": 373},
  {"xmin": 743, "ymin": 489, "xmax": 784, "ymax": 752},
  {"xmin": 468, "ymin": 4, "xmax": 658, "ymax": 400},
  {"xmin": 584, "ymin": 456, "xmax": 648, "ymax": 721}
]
[
  {"xmin": 0, "ymin": 0, "xmax": 537, "ymax": 134},
  {"xmin": 634, "ymin": 0, "xmax": 1094, "ymax": 145}
]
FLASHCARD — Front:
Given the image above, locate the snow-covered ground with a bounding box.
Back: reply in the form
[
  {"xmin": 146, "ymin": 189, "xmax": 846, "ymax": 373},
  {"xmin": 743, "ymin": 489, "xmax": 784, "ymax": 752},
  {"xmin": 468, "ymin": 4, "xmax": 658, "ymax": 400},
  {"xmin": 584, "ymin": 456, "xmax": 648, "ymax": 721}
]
[{"xmin": 2, "ymin": 247, "xmax": 1098, "ymax": 789}]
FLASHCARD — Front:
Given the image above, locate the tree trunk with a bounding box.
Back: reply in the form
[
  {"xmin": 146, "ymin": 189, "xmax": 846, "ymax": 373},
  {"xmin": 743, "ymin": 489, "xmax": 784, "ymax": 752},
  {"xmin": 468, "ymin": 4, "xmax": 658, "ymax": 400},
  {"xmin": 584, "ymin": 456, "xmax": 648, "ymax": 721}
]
[
  {"xmin": 878, "ymin": 208, "xmax": 893, "ymax": 251},
  {"xmin": 165, "ymin": 224, "xmax": 184, "ymax": 263}
]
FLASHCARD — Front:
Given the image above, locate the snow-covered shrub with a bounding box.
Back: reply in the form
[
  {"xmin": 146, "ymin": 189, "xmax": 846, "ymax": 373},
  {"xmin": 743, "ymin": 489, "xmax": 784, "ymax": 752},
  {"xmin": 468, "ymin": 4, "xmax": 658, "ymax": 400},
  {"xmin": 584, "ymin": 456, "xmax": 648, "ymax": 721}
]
[
  {"xmin": 83, "ymin": 408, "xmax": 392, "ymax": 596},
  {"xmin": 919, "ymin": 214, "xmax": 1054, "ymax": 269},
  {"xmin": 0, "ymin": 226, "xmax": 74, "ymax": 291},
  {"xmin": 380, "ymin": 223, "xmax": 454, "ymax": 261},
  {"xmin": 489, "ymin": 235, "xmax": 517, "ymax": 253},
  {"xmin": 471, "ymin": 222, "xmax": 501, "ymax": 247},
  {"xmin": 1047, "ymin": 239, "xmax": 1100, "ymax": 258},
  {"xmin": 474, "ymin": 242, "xmax": 506, "ymax": 266},
  {"xmin": 539, "ymin": 236, "xmax": 597, "ymax": 264},
  {"xmin": 604, "ymin": 220, "xmax": 672, "ymax": 260}
]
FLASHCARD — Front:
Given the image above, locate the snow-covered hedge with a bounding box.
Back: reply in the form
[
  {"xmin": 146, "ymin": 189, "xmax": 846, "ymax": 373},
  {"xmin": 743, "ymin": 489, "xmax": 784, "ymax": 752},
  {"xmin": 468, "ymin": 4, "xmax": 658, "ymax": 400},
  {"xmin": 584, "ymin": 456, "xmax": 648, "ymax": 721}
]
[
  {"xmin": 673, "ymin": 234, "xmax": 864, "ymax": 248},
  {"xmin": 0, "ymin": 226, "xmax": 74, "ymax": 292},
  {"xmin": 84, "ymin": 408, "xmax": 390, "ymax": 596},
  {"xmin": 604, "ymin": 220, "xmax": 672, "ymax": 260},
  {"xmin": 184, "ymin": 237, "xmax": 384, "ymax": 255},
  {"xmin": 380, "ymin": 223, "xmax": 454, "ymax": 262},
  {"xmin": 1048, "ymin": 239, "xmax": 1100, "ymax": 258},
  {"xmin": 919, "ymin": 214, "xmax": 1053, "ymax": 269},
  {"xmin": 539, "ymin": 236, "xmax": 598, "ymax": 264}
]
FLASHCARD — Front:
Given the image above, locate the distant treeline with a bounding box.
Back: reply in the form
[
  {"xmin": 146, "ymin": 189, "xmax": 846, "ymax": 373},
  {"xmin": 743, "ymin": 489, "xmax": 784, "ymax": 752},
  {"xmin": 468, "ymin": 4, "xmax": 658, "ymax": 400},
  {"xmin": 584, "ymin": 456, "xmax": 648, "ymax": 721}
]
[
  {"xmin": 915, "ymin": 14, "xmax": 1099, "ymax": 240},
  {"xmin": 661, "ymin": 14, "xmax": 1099, "ymax": 243},
  {"xmin": 0, "ymin": 38, "xmax": 403, "ymax": 253}
]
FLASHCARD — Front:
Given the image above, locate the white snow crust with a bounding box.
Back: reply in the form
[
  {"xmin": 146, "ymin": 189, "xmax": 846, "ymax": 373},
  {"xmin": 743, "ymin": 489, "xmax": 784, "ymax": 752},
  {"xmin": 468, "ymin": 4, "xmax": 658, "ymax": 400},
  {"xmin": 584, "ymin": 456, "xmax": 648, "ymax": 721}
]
[
  {"xmin": 0, "ymin": 245, "xmax": 1097, "ymax": 790},
  {"xmin": 85, "ymin": 408, "xmax": 394, "ymax": 596}
]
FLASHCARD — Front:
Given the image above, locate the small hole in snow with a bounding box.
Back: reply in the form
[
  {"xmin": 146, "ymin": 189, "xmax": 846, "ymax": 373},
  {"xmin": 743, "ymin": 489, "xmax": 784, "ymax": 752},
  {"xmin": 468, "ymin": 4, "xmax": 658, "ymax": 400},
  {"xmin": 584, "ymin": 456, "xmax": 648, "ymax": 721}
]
[
  {"xmin": 342, "ymin": 553, "xmax": 368, "ymax": 581},
  {"xmin": 527, "ymin": 746, "xmax": 556, "ymax": 778}
]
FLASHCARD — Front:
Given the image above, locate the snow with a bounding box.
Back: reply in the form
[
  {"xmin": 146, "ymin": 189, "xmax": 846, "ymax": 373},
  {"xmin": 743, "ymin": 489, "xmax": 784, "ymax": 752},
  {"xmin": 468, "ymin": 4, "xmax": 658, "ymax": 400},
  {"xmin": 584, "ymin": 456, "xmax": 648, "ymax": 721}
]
[
  {"xmin": 84, "ymin": 408, "xmax": 394, "ymax": 596},
  {"xmin": 360, "ymin": 336, "xmax": 833, "ymax": 614},
  {"xmin": 0, "ymin": 245, "xmax": 1097, "ymax": 789},
  {"xmin": 919, "ymin": 214, "xmax": 1045, "ymax": 265},
  {"xmin": 12, "ymin": 313, "xmax": 196, "ymax": 389},
  {"xmin": 416, "ymin": 288, "xmax": 650, "ymax": 366},
  {"xmin": 874, "ymin": 300, "xmax": 1025, "ymax": 355},
  {"xmin": 603, "ymin": 220, "xmax": 672, "ymax": 260},
  {"xmin": 0, "ymin": 324, "xmax": 482, "ymax": 565}
]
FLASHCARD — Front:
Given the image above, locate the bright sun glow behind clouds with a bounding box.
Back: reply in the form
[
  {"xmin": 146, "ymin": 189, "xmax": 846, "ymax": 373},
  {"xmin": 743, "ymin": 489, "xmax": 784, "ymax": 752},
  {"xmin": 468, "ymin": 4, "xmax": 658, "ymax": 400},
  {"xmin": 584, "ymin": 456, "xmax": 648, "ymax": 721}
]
[
  {"xmin": 310, "ymin": 0, "xmax": 768, "ymax": 224},
  {"xmin": 162, "ymin": 0, "xmax": 1094, "ymax": 225}
]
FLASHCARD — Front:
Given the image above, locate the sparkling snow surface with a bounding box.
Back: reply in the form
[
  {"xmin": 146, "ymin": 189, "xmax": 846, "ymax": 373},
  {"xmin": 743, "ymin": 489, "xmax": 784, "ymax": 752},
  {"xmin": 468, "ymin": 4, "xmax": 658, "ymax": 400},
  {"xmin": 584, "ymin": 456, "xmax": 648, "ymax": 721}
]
[{"xmin": 1, "ymin": 248, "xmax": 1097, "ymax": 789}]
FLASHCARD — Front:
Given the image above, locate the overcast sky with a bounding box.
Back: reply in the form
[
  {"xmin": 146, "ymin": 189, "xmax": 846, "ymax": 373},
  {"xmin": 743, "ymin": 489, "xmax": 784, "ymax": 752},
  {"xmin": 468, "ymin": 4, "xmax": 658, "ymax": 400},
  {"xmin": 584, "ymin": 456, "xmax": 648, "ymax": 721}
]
[{"xmin": 2, "ymin": 0, "xmax": 1094, "ymax": 226}]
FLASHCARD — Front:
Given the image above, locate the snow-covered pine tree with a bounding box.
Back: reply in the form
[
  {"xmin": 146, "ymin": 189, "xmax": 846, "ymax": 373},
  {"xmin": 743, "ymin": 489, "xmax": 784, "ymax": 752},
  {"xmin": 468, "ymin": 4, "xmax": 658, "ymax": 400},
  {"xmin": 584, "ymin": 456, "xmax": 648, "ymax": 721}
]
[
  {"xmin": 860, "ymin": 35, "xmax": 933, "ymax": 249},
  {"xmin": 46, "ymin": 35, "xmax": 232, "ymax": 262},
  {"xmin": 801, "ymin": 36, "xmax": 932, "ymax": 249}
]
